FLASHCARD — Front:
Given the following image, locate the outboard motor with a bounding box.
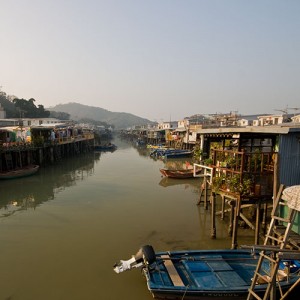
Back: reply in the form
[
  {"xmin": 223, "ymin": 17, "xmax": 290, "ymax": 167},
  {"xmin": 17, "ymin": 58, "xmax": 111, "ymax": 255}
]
[{"xmin": 113, "ymin": 245, "xmax": 156, "ymax": 273}]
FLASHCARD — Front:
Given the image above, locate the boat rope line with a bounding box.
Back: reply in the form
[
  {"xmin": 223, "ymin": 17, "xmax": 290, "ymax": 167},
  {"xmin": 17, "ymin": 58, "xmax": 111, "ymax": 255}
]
[
  {"xmin": 156, "ymin": 255, "xmax": 259, "ymax": 262},
  {"xmin": 181, "ymin": 284, "xmax": 189, "ymax": 300}
]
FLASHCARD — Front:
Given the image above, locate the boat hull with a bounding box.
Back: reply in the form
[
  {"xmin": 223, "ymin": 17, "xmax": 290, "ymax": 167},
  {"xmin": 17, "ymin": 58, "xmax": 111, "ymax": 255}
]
[
  {"xmin": 149, "ymin": 289, "xmax": 253, "ymax": 300},
  {"xmin": 159, "ymin": 168, "xmax": 201, "ymax": 179},
  {"xmin": 142, "ymin": 249, "xmax": 300, "ymax": 300},
  {"xmin": 148, "ymin": 286, "xmax": 300, "ymax": 300},
  {"xmin": 164, "ymin": 151, "xmax": 193, "ymax": 159},
  {"xmin": 0, "ymin": 165, "xmax": 39, "ymax": 180},
  {"xmin": 150, "ymin": 149, "xmax": 193, "ymax": 159}
]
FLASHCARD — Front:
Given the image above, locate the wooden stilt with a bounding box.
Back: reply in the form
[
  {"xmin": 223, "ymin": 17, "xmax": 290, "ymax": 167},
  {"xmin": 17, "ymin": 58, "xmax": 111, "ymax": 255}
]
[
  {"xmin": 211, "ymin": 192, "xmax": 216, "ymax": 239},
  {"xmin": 231, "ymin": 201, "xmax": 239, "ymax": 249},
  {"xmin": 220, "ymin": 195, "xmax": 225, "ymax": 220},
  {"xmin": 228, "ymin": 200, "xmax": 234, "ymax": 237},
  {"xmin": 255, "ymin": 200, "xmax": 261, "ymax": 245},
  {"xmin": 204, "ymin": 179, "xmax": 208, "ymax": 209}
]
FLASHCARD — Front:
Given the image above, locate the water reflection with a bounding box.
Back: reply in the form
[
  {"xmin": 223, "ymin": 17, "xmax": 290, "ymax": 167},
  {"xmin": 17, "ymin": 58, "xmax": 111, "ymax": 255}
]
[
  {"xmin": 0, "ymin": 152, "xmax": 100, "ymax": 217},
  {"xmin": 0, "ymin": 138, "xmax": 257, "ymax": 300},
  {"xmin": 131, "ymin": 142, "xmax": 152, "ymax": 157},
  {"xmin": 159, "ymin": 176, "xmax": 201, "ymax": 192}
]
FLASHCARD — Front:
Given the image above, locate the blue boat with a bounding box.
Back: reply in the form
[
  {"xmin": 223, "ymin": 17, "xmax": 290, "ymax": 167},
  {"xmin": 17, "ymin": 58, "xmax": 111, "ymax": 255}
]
[
  {"xmin": 149, "ymin": 148, "xmax": 170, "ymax": 157},
  {"xmin": 164, "ymin": 149, "xmax": 193, "ymax": 159},
  {"xmin": 94, "ymin": 143, "xmax": 117, "ymax": 152},
  {"xmin": 114, "ymin": 245, "xmax": 300, "ymax": 300},
  {"xmin": 150, "ymin": 148, "xmax": 193, "ymax": 159}
]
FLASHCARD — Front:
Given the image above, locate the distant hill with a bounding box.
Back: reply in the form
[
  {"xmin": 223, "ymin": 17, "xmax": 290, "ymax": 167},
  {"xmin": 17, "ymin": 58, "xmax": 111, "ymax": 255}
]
[{"xmin": 47, "ymin": 102, "xmax": 154, "ymax": 129}]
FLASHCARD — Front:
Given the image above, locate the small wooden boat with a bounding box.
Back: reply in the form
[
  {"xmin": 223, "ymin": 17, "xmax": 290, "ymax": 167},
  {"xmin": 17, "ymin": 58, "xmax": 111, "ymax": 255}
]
[
  {"xmin": 94, "ymin": 143, "xmax": 117, "ymax": 151},
  {"xmin": 114, "ymin": 245, "xmax": 300, "ymax": 300},
  {"xmin": 0, "ymin": 165, "xmax": 39, "ymax": 180},
  {"xmin": 159, "ymin": 168, "xmax": 201, "ymax": 179}
]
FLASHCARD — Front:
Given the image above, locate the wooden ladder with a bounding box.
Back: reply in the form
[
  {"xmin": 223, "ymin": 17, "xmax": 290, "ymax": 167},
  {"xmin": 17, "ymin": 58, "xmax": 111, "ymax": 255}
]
[{"xmin": 247, "ymin": 184, "xmax": 298, "ymax": 300}]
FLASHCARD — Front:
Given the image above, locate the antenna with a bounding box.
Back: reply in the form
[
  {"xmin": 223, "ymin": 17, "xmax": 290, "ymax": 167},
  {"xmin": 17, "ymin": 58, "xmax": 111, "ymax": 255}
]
[
  {"xmin": 274, "ymin": 109, "xmax": 288, "ymax": 115},
  {"xmin": 274, "ymin": 106, "xmax": 300, "ymax": 115}
]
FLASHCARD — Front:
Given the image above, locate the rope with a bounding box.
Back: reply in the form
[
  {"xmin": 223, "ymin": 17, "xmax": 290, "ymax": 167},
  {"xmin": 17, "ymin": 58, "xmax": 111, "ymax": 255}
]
[{"xmin": 181, "ymin": 285, "xmax": 189, "ymax": 300}]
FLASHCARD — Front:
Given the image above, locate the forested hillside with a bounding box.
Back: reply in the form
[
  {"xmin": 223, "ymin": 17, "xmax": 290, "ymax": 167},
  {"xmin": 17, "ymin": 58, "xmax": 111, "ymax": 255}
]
[{"xmin": 48, "ymin": 103, "xmax": 153, "ymax": 129}]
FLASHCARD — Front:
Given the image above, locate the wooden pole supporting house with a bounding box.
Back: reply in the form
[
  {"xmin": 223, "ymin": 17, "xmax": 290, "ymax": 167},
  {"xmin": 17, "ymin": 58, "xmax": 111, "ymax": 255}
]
[
  {"xmin": 218, "ymin": 196, "xmax": 272, "ymax": 248},
  {"xmin": 206, "ymin": 149, "xmax": 278, "ymax": 249},
  {"xmin": 239, "ymin": 211, "xmax": 255, "ymax": 230},
  {"xmin": 195, "ymin": 148, "xmax": 277, "ymax": 248},
  {"xmin": 195, "ymin": 164, "xmax": 213, "ymax": 209},
  {"xmin": 215, "ymin": 192, "xmax": 243, "ymax": 249},
  {"xmin": 50, "ymin": 147, "xmax": 54, "ymax": 163},
  {"xmin": 262, "ymin": 202, "xmax": 267, "ymax": 227},
  {"xmin": 199, "ymin": 134, "xmax": 204, "ymax": 162},
  {"xmin": 27, "ymin": 150, "xmax": 31, "ymax": 165},
  {"xmin": 220, "ymin": 195, "xmax": 225, "ymax": 220},
  {"xmin": 211, "ymin": 192, "xmax": 216, "ymax": 239},
  {"xmin": 228, "ymin": 200, "xmax": 234, "ymax": 236},
  {"xmin": 197, "ymin": 188, "xmax": 203, "ymax": 205},
  {"xmin": 38, "ymin": 148, "xmax": 43, "ymax": 165},
  {"xmin": 231, "ymin": 200, "xmax": 239, "ymax": 249},
  {"xmin": 255, "ymin": 200, "xmax": 261, "ymax": 245},
  {"xmin": 18, "ymin": 151, "xmax": 22, "ymax": 168},
  {"xmin": 197, "ymin": 178, "xmax": 209, "ymax": 209},
  {"xmin": 204, "ymin": 180, "xmax": 208, "ymax": 209}
]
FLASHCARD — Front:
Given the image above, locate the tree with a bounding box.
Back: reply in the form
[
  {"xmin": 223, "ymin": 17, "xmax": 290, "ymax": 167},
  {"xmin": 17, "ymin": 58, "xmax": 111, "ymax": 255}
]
[
  {"xmin": 0, "ymin": 91, "xmax": 18, "ymax": 117},
  {"xmin": 38, "ymin": 105, "xmax": 50, "ymax": 117},
  {"xmin": 13, "ymin": 97, "xmax": 50, "ymax": 118}
]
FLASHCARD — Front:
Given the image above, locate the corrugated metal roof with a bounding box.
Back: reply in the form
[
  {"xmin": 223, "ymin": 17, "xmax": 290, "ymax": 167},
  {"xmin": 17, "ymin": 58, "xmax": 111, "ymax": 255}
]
[
  {"xmin": 195, "ymin": 125, "xmax": 300, "ymax": 135},
  {"xmin": 279, "ymin": 133, "xmax": 300, "ymax": 186}
]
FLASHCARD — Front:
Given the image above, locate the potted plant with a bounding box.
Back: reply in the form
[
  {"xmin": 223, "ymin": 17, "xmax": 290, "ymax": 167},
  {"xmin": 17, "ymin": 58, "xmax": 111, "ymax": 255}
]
[
  {"xmin": 224, "ymin": 174, "xmax": 254, "ymax": 195},
  {"xmin": 203, "ymin": 157, "xmax": 213, "ymax": 166},
  {"xmin": 241, "ymin": 176, "xmax": 254, "ymax": 195},
  {"xmin": 225, "ymin": 156, "xmax": 237, "ymax": 169},
  {"xmin": 225, "ymin": 174, "xmax": 238, "ymax": 193},
  {"xmin": 212, "ymin": 174, "xmax": 226, "ymax": 191}
]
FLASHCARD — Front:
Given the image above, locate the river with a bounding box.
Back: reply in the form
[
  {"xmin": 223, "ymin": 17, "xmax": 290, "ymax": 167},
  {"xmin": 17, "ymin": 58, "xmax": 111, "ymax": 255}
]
[{"xmin": 0, "ymin": 138, "xmax": 255, "ymax": 300}]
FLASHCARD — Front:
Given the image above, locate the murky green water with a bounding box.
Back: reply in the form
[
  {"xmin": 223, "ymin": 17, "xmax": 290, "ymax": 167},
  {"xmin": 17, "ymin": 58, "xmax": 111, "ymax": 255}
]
[{"xmin": 0, "ymin": 138, "xmax": 255, "ymax": 300}]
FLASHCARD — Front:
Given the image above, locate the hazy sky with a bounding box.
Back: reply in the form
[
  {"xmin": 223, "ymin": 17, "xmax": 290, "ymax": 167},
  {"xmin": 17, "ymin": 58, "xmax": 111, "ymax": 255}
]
[{"xmin": 1, "ymin": 0, "xmax": 299, "ymax": 121}]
